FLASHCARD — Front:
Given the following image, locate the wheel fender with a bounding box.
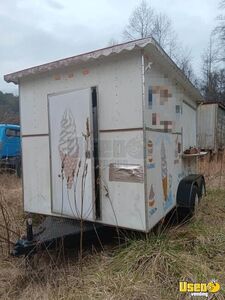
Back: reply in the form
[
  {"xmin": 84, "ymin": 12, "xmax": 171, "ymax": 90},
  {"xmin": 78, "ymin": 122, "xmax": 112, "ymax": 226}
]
[{"xmin": 199, "ymin": 176, "xmax": 206, "ymax": 197}]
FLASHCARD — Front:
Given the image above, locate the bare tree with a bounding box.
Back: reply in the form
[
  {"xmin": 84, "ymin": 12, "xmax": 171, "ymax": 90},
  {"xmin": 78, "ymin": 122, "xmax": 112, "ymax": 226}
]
[
  {"xmin": 200, "ymin": 33, "xmax": 222, "ymax": 101},
  {"xmin": 214, "ymin": 0, "xmax": 225, "ymax": 61},
  {"xmin": 201, "ymin": 68, "xmax": 225, "ymax": 103},
  {"xmin": 152, "ymin": 13, "xmax": 178, "ymax": 58},
  {"xmin": 123, "ymin": 0, "xmax": 155, "ymax": 40},
  {"xmin": 176, "ymin": 47, "xmax": 195, "ymax": 81},
  {"xmin": 108, "ymin": 38, "xmax": 119, "ymax": 46},
  {"xmin": 203, "ymin": 34, "xmax": 218, "ymax": 84},
  {"xmin": 123, "ymin": 2, "xmax": 176, "ymax": 58},
  {"xmin": 123, "ymin": 0, "xmax": 196, "ymax": 83},
  {"xmin": 123, "ymin": 1, "xmax": 178, "ymax": 54},
  {"xmin": 198, "ymin": 1, "xmax": 225, "ymax": 102}
]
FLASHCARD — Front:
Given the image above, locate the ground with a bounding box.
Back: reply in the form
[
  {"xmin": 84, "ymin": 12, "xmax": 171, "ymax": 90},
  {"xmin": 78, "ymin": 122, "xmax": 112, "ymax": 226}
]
[{"xmin": 0, "ymin": 174, "xmax": 225, "ymax": 300}]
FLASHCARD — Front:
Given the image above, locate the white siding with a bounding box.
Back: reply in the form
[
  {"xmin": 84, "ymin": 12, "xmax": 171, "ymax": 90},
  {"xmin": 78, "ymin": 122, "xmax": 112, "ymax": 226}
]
[
  {"xmin": 182, "ymin": 102, "xmax": 197, "ymax": 150},
  {"xmin": 143, "ymin": 54, "xmax": 198, "ymax": 231},
  {"xmin": 20, "ymin": 51, "xmax": 146, "ymax": 231},
  {"xmin": 20, "ymin": 52, "xmax": 143, "ymax": 134},
  {"xmin": 197, "ymin": 104, "xmax": 216, "ymax": 150},
  {"xmin": 99, "ymin": 130, "xmax": 145, "ymax": 230},
  {"xmin": 22, "ymin": 136, "xmax": 51, "ymax": 214}
]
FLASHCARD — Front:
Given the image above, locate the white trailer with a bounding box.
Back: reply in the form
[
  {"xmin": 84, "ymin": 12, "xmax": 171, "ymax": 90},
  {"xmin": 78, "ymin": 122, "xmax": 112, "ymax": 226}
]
[{"xmin": 5, "ymin": 38, "xmax": 205, "ymax": 237}]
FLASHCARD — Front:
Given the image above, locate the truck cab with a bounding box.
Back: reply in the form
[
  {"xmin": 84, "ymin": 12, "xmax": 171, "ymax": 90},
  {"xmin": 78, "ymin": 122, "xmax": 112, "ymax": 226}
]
[
  {"xmin": 0, "ymin": 124, "xmax": 21, "ymax": 175},
  {"xmin": 0, "ymin": 124, "xmax": 21, "ymax": 158}
]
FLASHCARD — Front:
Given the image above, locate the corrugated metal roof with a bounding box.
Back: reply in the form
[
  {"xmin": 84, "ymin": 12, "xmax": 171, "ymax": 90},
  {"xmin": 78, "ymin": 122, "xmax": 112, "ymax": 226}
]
[{"xmin": 4, "ymin": 37, "xmax": 203, "ymax": 101}]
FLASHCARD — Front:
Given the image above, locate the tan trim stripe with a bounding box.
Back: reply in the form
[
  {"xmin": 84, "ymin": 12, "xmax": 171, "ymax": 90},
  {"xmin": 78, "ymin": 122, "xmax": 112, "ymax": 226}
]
[
  {"xmin": 145, "ymin": 127, "xmax": 172, "ymax": 133},
  {"xmin": 99, "ymin": 127, "xmax": 143, "ymax": 133},
  {"xmin": 145, "ymin": 127, "xmax": 182, "ymax": 134},
  {"xmin": 22, "ymin": 133, "xmax": 49, "ymax": 138}
]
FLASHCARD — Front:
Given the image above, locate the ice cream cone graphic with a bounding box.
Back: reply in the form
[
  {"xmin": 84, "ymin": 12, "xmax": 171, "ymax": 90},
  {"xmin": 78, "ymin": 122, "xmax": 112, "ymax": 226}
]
[
  {"xmin": 161, "ymin": 140, "xmax": 168, "ymax": 201},
  {"xmin": 148, "ymin": 184, "xmax": 155, "ymax": 207},
  {"xmin": 59, "ymin": 109, "xmax": 79, "ymax": 189}
]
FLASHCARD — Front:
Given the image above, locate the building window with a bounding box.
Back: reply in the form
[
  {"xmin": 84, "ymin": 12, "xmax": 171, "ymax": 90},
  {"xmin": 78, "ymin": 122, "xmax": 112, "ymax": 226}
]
[
  {"xmin": 176, "ymin": 105, "xmax": 182, "ymax": 114},
  {"xmin": 148, "ymin": 88, "xmax": 153, "ymax": 109},
  {"xmin": 6, "ymin": 128, "xmax": 20, "ymax": 137}
]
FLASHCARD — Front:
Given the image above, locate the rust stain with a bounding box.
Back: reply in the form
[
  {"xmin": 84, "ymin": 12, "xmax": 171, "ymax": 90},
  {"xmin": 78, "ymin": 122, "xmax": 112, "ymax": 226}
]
[
  {"xmin": 54, "ymin": 74, "xmax": 61, "ymax": 80},
  {"xmin": 82, "ymin": 68, "xmax": 89, "ymax": 75},
  {"xmin": 5, "ymin": 39, "xmax": 152, "ymax": 84}
]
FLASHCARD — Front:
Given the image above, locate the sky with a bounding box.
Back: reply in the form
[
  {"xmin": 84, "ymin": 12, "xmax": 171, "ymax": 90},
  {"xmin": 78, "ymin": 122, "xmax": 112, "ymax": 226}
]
[{"xmin": 0, "ymin": 0, "xmax": 220, "ymax": 94}]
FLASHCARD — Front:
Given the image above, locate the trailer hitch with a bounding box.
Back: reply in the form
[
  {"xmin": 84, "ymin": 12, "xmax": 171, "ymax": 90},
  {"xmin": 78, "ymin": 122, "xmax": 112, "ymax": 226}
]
[
  {"xmin": 11, "ymin": 216, "xmax": 37, "ymax": 257},
  {"xmin": 12, "ymin": 238, "xmax": 37, "ymax": 257},
  {"xmin": 11, "ymin": 216, "xmax": 106, "ymax": 257}
]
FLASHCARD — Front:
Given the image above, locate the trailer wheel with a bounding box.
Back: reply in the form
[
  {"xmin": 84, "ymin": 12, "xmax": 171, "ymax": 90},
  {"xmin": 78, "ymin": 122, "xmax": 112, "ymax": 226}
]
[{"xmin": 176, "ymin": 185, "xmax": 198, "ymax": 223}]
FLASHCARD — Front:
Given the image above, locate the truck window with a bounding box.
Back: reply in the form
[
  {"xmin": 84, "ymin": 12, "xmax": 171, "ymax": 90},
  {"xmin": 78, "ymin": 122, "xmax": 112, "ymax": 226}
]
[{"xmin": 6, "ymin": 128, "xmax": 20, "ymax": 137}]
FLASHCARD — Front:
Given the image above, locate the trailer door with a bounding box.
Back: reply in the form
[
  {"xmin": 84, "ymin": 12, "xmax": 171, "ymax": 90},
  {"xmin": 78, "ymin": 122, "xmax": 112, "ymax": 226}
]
[{"xmin": 48, "ymin": 88, "xmax": 96, "ymax": 221}]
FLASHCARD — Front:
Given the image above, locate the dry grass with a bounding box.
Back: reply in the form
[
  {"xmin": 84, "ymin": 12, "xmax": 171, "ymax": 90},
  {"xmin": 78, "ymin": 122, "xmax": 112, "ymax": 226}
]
[
  {"xmin": 0, "ymin": 175, "xmax": 225, "ymax": 299},
  {"xmin": 0, "ymin": 175, "xmax": 24, "ymax": 255}
]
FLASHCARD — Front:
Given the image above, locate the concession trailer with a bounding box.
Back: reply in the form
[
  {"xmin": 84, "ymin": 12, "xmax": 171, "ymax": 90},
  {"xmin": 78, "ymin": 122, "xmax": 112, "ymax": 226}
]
[{"xmin": 4, "ymin": 38, "xmax": 205, "ymax": 255}]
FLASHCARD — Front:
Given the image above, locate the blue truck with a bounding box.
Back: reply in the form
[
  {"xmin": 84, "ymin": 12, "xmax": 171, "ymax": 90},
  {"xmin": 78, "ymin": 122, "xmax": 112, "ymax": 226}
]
[{"xmin": 0, "ymin": 124, "xmax": 21, "ymax": 176}]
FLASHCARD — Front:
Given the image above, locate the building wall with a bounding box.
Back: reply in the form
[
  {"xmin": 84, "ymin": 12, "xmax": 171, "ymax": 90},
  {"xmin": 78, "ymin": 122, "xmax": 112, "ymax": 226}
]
[
  {"xmin": 216, "ymin": 106, "xmax": 225, "ymax": 149},
  {"xmin": 197, "ymin": 104, "xmax": 225, "ymax": 151},
  {"xmin": 197, "ymin": 104, "xmax": 216, "ymax": 150},
  {"xmin": 143, "ymin": 53, "xmax": 198, "ymax": 230},
  {"xmin": 20, "ymin": 51, "xmax": 147, "ymax": 231},
  {"xmin": 197, "ymin": 104, "xmax": 225, "ymax": 187}
]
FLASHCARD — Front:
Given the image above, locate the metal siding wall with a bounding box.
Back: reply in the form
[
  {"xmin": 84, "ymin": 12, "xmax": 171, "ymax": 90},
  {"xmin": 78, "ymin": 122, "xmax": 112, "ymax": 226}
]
[
  {"xmin": 182, "ymin": 102, "xmax": 197, "ymax": 149},
  {"xmin": 143, "ymin": 56, "xmax": 198, "ymax": 231},
  {"xmin": 20, "ymin": 53, "xmax": 143, "ymax": 134},
  {"xmin": 217, "ymin": 106, "xmax": 225, "ymax": 149},
  {"xmin": 197, "ymin": 104, "xmax": 216, "ymax": 150},
  {"xmin": 20, "ymin": 51, "xmax": 146, "ymax": 231},
  {"xmin": 22, "ymin": 136, "xmax": 51, "ymax": 214},
  {"xmin": 99, "ymin": 130, "xmax": 146, "ymax": 230}
]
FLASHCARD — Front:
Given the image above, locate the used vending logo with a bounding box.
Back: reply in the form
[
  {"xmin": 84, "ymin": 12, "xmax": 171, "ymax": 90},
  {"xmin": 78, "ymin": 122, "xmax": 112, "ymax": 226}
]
[{"xmin": 179, "ymin": 280, "xmax": 220, "ymax": 297}]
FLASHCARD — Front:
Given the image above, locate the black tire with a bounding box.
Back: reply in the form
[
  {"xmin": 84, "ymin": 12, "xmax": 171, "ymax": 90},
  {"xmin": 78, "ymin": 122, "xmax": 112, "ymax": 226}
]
[{"xmin": 176, "ymin": 185, "xmax": 199, "ymax": 223}]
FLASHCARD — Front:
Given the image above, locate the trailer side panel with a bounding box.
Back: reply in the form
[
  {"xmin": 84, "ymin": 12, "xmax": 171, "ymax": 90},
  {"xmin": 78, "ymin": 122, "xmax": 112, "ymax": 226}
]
[
  {"xmin": 20, "ymin": 51, "xmax": 147, "ymax": 231},
  {"xmin": 143, "ymin": 51, "xmax": 198, "ymax": 231}
]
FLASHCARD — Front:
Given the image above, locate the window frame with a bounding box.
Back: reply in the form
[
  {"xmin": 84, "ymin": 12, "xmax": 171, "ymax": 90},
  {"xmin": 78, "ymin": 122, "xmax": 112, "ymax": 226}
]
[{"xmin": 5, "ymin": 128, "xmax": 20, "ymax": 138}]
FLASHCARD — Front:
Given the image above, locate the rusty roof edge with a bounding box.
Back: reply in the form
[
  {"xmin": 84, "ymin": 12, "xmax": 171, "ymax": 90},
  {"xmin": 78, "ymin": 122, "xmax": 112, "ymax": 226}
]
[
  {"xmin": 3, "ymin": 37, "xmax": 204, "ymax": 101},
  {"xmin": 4, "ymin": 37, "xmax": 152, "ymax": 84}
]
